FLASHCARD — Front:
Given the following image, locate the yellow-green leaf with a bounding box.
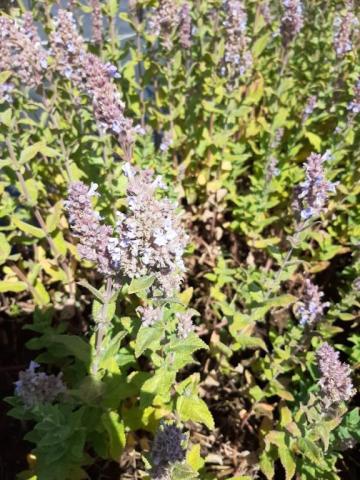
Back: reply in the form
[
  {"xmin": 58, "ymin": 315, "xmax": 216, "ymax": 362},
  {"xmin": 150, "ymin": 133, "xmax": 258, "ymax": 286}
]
[{"xmin": 13, "ymin": 216, "xmax": 45, "ymax": 239}]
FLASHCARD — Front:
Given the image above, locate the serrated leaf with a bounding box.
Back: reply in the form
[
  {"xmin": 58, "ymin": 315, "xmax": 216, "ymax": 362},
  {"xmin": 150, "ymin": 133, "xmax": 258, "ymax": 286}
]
[
  {"xmin": 278, "ymin": 446, "xmax": 296, "ymax": 480},
  {"xmin": 141, "ymin": 368, "xmax": 175, "ymax": 397},
  {"xmin": 135, "ymin": 325, "xmax": 164, "ymax": 358},
  {"xmin": 259, "ymin": 451, "xmax": 275, "ymax": 480},
  {"xmin": 172, "ymin": 462, "xmax": 198, "ymax": 480},
  {"xmin": 176, "ymin": 395, "xmax": 214, "ymax": 429}
]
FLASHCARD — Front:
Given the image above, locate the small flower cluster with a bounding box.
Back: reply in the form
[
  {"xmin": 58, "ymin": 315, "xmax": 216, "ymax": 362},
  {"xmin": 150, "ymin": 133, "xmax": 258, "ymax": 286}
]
[
  {"xmin": 81, "ymin": 53, "xmax": 137, "ymax": 149},
  {"xmin": 176, "ymin": 310, "xmax": 195, "ymax": 339},
  {"xmin": 333, "ymin": 10, "xmax": 359, "ymax": 58},
  {"xmin": 179, "ymin": 2, "xmax": 192, "ymax": 49},
  {"xmin": 90, "ymin": 0, "xmax": 102, "ymax": 44},
  {"xmin": 260, "ymin": 2, "xmax": 272, "ymax": 25},
  {"xmin": 108, "ymin": 164, "xmax": 188, "ymax": 296},
  {"xmin": 50, "ymin": 10, "xmax": 138, "ymax": 150},
  {"xmin": 64, "ymin": 182, "xmax": 115, "ymax": 277},
  {"xmin": 266, "ymin": 156, "xmax": 280, "ymax": 182},
  {"xmin": 347, "ymin": 79, "xmax": 360, "ymax": 115},
  {"xmin": 0, "ymin": 13, "xmax": 47, "ymax": 100},
  {"xmin": 280, "ymin": 0, "xmax": 304, "ymax": 46},
  {"xmin": 317, "ymin": 343, "xmax": 355, "ymax": 406},
  {"xmin": 15, "ymin": 361, "xmax": 66, "ymax": 408},
  {"xmin": 296, "ymin": 279, "xmax": 329, "ymax": 327},
  {"xmin": 137, "ymin": 304, "xmax": 163, "ymax": 327},
  {"xmin": 302, "ymin": 95, "xmax": 317, "ymax": 123},
  {"xmin": 151, "ymin": 421, "xmax": 187, "ymax": 478},
  {"xmin": 159, "ymin": 131, "xmax": 173, "ymax": 152},
  {"xmin": 50, "ymin": 9, "xmax": 86, "ymax": 83},
  {"xmin": 148, "ymin": 0, "xmax": 182, "ymax": 47},
  {"xmin": 221, "ymin": 1, "xmax": 253, "ymax": 81},
  {"xmin": 294, "ymin": 151, "xmax": 337, "ymax": 220}
]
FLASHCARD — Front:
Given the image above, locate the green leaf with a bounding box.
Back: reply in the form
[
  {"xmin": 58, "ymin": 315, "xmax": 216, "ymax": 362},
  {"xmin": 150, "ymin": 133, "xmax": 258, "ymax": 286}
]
[
  {"xmin": 298, "ymin": 438, "xmax": 323, "ymax": 464},
  {"xmin": 0, "ymin": 234, "xmax": 11, "ymax": 264},
  {"xmin": 108, "ymin": 0, "xmax": 118, "ymax": 17},
  {"xmin": 259, "ymin": 451, "xmax": 275, "ymax": 480},
  {"xmin": 176, "ymin": 395, "xmax": 214, "ymax": 429},
  {"xmin": 168, "ymin": 333, "xmax": 208, "ymax": 369},
  {"xmin": 141, "ymin": 367, "xmax": 175, "ymax": 399},
  {"xmin": 252, "ymin": 32, "xmax": 271, "ymax": 58},
  {"xmin": 0, "ymin": 70, "xmax": 12, "ymax": 85},
  {"xmin": 24, "ymin": 178, "xmax": 38, "ymax": 205},
  {"xmin": 78, "ymin": 280, "xmax": 105, "ymax": 303},
  {"xmin": 13, "ymin": 216, "xmax": 45, "ymax": 239},
  {"xmin": 128, "ymin": 275, "xmax": 155, "ymax": 294},
  {"xmin": 0, "ymin": 280, "xmax": 27, "ymax": 293},
  {"xmin": 19, "ymin": 142, "xmax": 58, "ymax": 164},
  {"xmin": 186, "ymin": 444, "xmax": 205, "ymax": 472},
  {"xmin": 135, "ymin": 324, "xmax": 164, "ymax": 358},
  {"xmin": 47, "ymin": 334, "xmax": 92, "ymax": 365},
  {"xmin": 172, "ymin": 462, "xmax": 199, "ymax": 480},
  {"xmin": 101, "ymin": 411, "xmax": 126, "ymax": 460},
  {"xmin": 0, "ymin": 108, "xmax": 12, "ymax": 127},
  {"xmin": 46, "ymin": 201, "xmax": 63, "ymax": 233},
  {"xmin": 278, "ymin": 446, "xmax": 296, "ymax": 480},
  {"xmin": 304, "ymin": 131, "xmax": 322, "ymax": 151}
]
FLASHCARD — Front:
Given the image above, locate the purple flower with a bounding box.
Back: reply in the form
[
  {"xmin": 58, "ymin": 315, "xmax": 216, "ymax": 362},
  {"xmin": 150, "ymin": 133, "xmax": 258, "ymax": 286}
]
[
  {"xmin": 0, "ymin": 14, "xmax": 48, "ymax": 90},
  {"xmin": 159, "ymin": 131, "xmax": 173, "ymax": 152},
  {"xmin": 50, "ymin": 10, "xmax": 137, "ymax": 151},
  {"xmin": 151, "ymin": 421, "xmax": 187, "ymax": 477},
  {"xmin": 347, "ymin": 79, "xmax": 360, "ymax": 115},
  {"xmin": 302, "ymin": 95, "xmax": 317, "ymax": 123},
  {"xmin": 293, "ymin": 151, "xmax": 337, "ymax": 220},
  {"xmin": 64, "ymin": 181, "xmax": 115, "ymax": 277},
  {"xmin": 107, "ymin": 164, "xmax": 188, "ymax": 296},
  {"xmin": 15, "ymin": 361, "xmax": 66, "ymax": 408},
  {"xmin": 333, "ymin": 10, "xmax": 359, "ymax": 58},
  {"xmin": 296, "ymin": 279, "xmax": 329, "ymax": 327},
  {"xmin": 280, "ymin": 0, "xmax": 304, "ymax": 46},
  {"xmin": 222, "ymin": 1, "xmax": 252, "ymax": 83},
  {"xmin": 317, "ymin": 343, "xmax": 355, "ymax": 406},
  {"xmin": 137, "ymin": 305, "xmax": 163, "ymax": 327},
  {"xmin": 90, "ymin": 0, "xmax": 102, "ymax": 45},
  {"xmin": 176, "ymin": 310, "xmax": 195, "ymax": 339},
  {"xmin": 179, "ymin": 2, "xmax": 192, "ymax": 49}
]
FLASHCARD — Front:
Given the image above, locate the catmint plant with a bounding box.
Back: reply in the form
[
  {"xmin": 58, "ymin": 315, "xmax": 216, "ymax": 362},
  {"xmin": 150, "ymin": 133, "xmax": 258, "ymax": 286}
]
[
  {"xmin": 333, "ymin": 9, "xmax": 359, "ymax": 58},
  {"xmin": 15, "ymin": 362, "xmax": 66, "ymax": 408},
  {"xmin": 108, "ymin": 163, "xmax": 188, "ymax": 296},
  {"xmin": 280, "ymin": 0, "xmax": 304, "ymax": 46},
  {"xmin": 64, "ymin": 182, "xmax": 115, "ymax": 277},
  {"xmin": 296, "ymin": 279, "xmax": 329, "ymax": 327},
  {"xmin": 90, "ymin": 0, "xmax": 102, "ymax": 44},
  {"xmin": 221, "ymin": 0, "xmax": 252, "ymax": 83},
  {"xmin": 0, "ymin": 14, "xmax": 48, "ymax": 96},
  {"xmin": 317, "ymin": 342, "xmax": 355, "ymax": 407},
  {"xmin": 293, "ymin": 151, "xmax": 337, "ymax": 221},
  {"xmin": 150, "ymin": 421, "xmax": 187, "ymax": 479}
]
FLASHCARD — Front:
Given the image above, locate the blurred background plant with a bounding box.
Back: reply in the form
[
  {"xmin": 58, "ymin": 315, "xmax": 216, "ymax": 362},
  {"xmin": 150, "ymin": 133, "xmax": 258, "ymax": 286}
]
[{"xmin": 0, "ymin": 1, "xmax": 359, "ymax": 479}]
